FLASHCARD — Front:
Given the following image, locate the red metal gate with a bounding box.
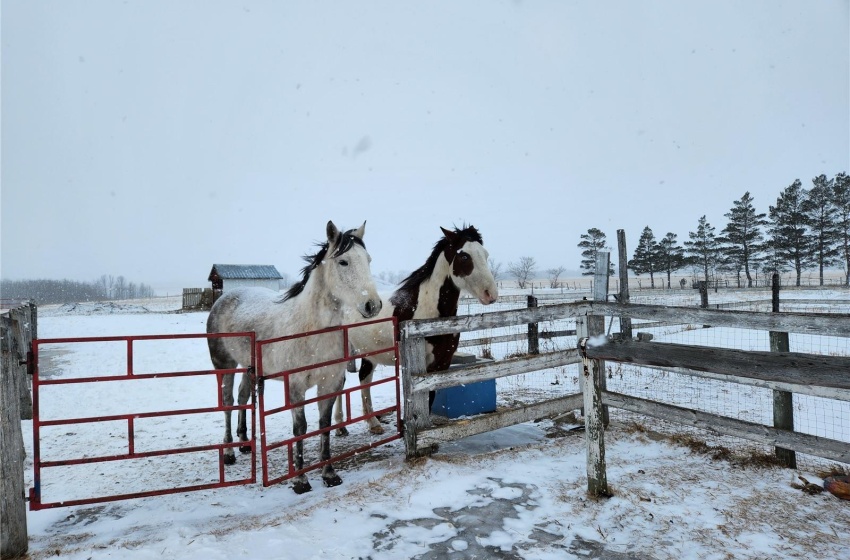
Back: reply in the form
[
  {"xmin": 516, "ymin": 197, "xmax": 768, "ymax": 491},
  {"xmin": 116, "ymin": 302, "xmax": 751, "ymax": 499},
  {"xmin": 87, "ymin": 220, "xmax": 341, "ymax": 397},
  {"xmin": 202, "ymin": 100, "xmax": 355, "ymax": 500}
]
[
  {"xmin": 29, "ymin": 332, "xmax": 256, "ymax": 510},
  {"xmin": 257, "ymin": 317, "xmax": 401, "ymax": 487}
]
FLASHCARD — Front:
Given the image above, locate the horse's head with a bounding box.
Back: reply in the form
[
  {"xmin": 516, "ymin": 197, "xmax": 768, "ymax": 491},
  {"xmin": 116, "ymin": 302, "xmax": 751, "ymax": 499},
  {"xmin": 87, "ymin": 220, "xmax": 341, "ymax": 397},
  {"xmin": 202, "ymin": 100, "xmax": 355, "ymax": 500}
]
[
  {"xmin": 323, "ymin": 220, "xmax": 382, "ymax": 318},
  {"xmin": 441, "ymin": 225, "xmax": 499, "ymax": 305}
]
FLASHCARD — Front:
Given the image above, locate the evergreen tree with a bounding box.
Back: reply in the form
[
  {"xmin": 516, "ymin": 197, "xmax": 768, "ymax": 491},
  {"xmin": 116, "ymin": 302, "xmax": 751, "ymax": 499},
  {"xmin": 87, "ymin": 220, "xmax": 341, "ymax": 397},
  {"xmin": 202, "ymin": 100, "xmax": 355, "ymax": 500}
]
[
  {"xmin": 577, "ymin": 228, "xmax": 614, "ymax": 276},
  {"xmin": 768, "ymin": 179, "xmax": 814, "ymax": 286},
  {"xmin": 684, "ymin": 216, "xmax": 721, "ymax": 284},
  {"xmin": 656, "ymin": 232, "xmax": 687, "ymax": 288},
  {"xmin": 718, "ymin": 192, "xmax": 768, "ymax": 288},
  {"xmin": 628, "ymin": 226, "xmax": 660, "ymax": 288},
  {"xmin": 831, "ymin": 172, "xmax": 850, "ymax": 286},
  {"xmin": 803, "ymin": 174, "xmax": 840, "ymax": 286}
]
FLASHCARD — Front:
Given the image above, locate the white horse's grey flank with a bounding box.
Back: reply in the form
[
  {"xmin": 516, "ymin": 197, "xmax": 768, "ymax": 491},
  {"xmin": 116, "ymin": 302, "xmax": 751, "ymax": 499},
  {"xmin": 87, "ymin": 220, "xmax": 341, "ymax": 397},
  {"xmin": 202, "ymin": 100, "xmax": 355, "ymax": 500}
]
[{"xmin": 207, "ymin": 220, "xmax": 381, "ymax": 494}]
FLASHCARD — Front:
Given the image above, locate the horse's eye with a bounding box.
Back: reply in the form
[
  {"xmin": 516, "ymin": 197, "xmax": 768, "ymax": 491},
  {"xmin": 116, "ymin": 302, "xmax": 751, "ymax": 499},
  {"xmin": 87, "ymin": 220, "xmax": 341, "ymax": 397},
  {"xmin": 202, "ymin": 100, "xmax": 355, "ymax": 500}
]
[
  {"xmin": 460, "ymin": 254, "xmax": 469, "ymax": 261},
  {"xmin": 339, "ymin": 259, "xmax": 349, "ymax": 267}
]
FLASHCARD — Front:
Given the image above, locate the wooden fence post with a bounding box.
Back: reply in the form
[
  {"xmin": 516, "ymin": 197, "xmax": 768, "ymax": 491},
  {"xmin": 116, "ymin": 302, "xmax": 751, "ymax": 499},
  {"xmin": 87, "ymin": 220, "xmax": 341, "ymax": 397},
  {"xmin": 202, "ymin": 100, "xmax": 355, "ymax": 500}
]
[
  {"xmin": 1, "ymin": 316, "xmax": 29, "ymax": 559},
  {"xmin": 527, "ymin": 295, "xmax": 539, "ymax": 355},
  {"xmin": 616, "ymin": 230, "xmax": 632, "ymax": 340},
  {"xmin": 592, "ymin": 252, "xmax": 610, "ymax": 426},
  {"xmin": 580, "ymin": 337, "xmax": 610, "ymax": 497},
  {"xmin": 9, "ymin": 304, "xmax": 34, "ymax": 420},
  {"xmin": 770, "ymin": 273, "xmax": 797, "ymax": 468},
  {"xmin": 400, "ymin": 323, "xmax": 432, "ymax": 459}
]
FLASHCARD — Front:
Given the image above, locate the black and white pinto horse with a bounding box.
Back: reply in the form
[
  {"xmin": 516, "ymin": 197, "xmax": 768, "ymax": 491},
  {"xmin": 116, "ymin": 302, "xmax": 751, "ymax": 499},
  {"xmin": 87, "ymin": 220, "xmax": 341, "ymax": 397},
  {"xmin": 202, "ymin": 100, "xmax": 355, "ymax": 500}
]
[
  {"xmin": 336, "ymin": 225, "xmax": 498, "ymax": 435},
  {"xmin": 207, "ymin": 221, "xmax": 382, "ymax": 493}
]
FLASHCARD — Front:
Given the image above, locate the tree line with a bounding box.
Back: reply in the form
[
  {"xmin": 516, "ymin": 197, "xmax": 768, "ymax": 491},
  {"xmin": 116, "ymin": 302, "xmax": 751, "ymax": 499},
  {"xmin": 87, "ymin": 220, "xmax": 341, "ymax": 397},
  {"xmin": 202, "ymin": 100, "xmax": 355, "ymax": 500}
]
[
  {"xmin": 576, "ymin": 172, "xmax": 849, "ymax": 288},
  {"xmin": 1, "ymin": 275, "xmax": 156, "ymax": 305}
]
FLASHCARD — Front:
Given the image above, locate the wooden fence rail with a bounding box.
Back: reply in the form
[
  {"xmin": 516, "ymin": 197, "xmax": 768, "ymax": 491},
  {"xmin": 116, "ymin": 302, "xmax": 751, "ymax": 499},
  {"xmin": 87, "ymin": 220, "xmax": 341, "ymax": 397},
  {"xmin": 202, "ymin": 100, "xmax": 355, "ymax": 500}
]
[{"xmin": 399, "ymin": 296, "xmax": 850, "ymax": 493}]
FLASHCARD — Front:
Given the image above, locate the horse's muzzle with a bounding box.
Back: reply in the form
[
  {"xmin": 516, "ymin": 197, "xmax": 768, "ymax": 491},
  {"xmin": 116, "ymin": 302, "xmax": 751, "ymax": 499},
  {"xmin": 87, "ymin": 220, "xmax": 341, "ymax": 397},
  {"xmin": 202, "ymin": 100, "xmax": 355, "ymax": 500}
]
[{"xmin": 362, "ymin": 298, "xmax": 382, "ymax": 318}]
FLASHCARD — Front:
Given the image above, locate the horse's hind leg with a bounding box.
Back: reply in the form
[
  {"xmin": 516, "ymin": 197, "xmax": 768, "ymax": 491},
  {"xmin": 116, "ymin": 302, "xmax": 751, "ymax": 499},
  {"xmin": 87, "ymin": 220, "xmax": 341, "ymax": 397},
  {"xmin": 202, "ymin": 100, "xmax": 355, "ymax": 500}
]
[
  {"xmin": 358, "ymin": 359, "xmax": 385, "ymax": 435},
  {"xmin": 209, "ymin": 339, "xmax": 240, "ymax": 465},
  {"xmin": 318, "ymin": 375, "xmax": 345, "ymax": 488},
  {"xmin": 236, "ymin": 371, "xmax": 253, "ymax": 453}
]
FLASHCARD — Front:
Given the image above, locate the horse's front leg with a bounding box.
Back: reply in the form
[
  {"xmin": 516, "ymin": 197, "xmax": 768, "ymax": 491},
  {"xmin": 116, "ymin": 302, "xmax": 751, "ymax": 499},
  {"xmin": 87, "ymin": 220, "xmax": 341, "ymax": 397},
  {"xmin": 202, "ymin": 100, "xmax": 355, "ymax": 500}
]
[
  {"xmin": 236, "ymin": 370, "xmax": 253, "ymax": 453},
  {"xmin": 318, "ymin": 375, "xmax": 345, "ymax": 488},
  {"xmin": 220, "ymin": 373, "xmax": 237, "ymax": 465},
  {"xmin": 290, "ymin": 390, "xmax": 311, "ymax": 494},
  {"xmin": 359, "ymin": 360, "xmax": 384, "ymax": 435}
]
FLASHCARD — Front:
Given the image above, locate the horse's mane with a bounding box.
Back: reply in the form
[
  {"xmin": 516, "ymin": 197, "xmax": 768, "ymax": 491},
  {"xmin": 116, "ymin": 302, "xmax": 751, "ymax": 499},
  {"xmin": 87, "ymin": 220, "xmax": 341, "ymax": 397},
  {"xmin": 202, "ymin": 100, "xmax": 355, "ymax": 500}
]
[
  {"xmin": 391, "ymin": 225, "xmax": 483, "ymax": 302},
  {"xmin": 279, "ymin": 228, "xmax": 366, "ymax": 303}
]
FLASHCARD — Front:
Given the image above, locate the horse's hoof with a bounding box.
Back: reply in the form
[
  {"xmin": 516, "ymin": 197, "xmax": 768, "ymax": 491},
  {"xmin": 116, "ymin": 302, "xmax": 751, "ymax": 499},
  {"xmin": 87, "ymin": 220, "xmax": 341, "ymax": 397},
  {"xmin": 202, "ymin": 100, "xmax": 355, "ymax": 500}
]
[
  {"xmin": 292, "ymin": 480, "xmax": 312, "ymax": 494},
  {"xmin": 369, "ymin": 425, "xmax": 385, "ymax": 435},
  {"xmin": 239, "ymin": 445, "xmax": 252, "ymax": 454},
  {"xmin": 223, "ymin": 454, "xmax": 236, "ymax": 466},
  {"xmin": 323, "ymin": 474, "xmax": 343, "ymax": 488},
  {"xmin": 336, "ymin": 426, "xmax": 349, "ymax": 437}
]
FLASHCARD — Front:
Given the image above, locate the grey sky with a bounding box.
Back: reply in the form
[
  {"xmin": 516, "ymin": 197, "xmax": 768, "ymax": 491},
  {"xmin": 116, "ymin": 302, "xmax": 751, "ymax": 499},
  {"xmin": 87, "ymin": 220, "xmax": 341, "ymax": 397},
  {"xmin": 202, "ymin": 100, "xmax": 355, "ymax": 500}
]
[{"xmin": 2, "ymin": 1, "xmax": 848, "ymax": 292}]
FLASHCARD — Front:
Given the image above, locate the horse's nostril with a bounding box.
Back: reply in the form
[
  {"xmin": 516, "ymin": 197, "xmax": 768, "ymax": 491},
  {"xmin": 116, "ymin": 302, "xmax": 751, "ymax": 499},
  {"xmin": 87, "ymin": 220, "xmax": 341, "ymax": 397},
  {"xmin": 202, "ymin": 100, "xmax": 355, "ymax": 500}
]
[{"xmin": 365, "ymin": 300, "xmax": 375, "ymax": 315}]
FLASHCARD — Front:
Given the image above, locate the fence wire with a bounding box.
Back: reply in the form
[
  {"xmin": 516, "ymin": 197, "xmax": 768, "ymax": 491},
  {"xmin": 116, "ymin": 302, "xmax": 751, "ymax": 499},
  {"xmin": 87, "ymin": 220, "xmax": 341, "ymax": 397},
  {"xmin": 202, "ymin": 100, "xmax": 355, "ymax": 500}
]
[{"xmin": 458, "ymin": 288, "xmax": 850, "ymax": 469}]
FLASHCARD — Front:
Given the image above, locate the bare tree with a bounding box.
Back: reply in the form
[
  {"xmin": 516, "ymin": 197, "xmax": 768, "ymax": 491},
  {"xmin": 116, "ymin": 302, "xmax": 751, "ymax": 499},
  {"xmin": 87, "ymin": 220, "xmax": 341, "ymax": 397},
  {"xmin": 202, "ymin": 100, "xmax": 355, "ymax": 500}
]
[
  {"xmin": 547, "ymin": 266, "xmax": 566, "ymax": 288},
  {"xmin": 508, "ymin": 256, "xmax": 536, "ymax": 289}
]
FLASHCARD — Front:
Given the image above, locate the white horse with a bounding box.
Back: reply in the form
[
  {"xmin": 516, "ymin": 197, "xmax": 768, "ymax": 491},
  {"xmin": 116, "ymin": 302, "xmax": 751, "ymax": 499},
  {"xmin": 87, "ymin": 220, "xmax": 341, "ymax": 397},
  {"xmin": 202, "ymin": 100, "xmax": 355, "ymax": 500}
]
[
  {"xmin": 207, "ymin": 221, "xmax": 381, "ymax": 493},
  {"xmin": 336, "ymin": 225, "xmax": 498, "ymax": 435}
]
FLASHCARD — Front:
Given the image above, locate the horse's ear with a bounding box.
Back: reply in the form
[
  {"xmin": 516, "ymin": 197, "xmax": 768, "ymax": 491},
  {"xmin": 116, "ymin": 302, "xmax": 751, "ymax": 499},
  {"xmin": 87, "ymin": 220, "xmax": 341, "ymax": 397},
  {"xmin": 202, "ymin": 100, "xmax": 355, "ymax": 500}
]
[
  {"xmin": 441, "ymin": 227, "xmax": 458, "ymax": 243},
  {"xmin": 353, "ymin": 221, "xmax": 366, "ymax": 240},
  {"xmin": 327, "ymin": 221, "xmax": 340, "ymax": 244}
]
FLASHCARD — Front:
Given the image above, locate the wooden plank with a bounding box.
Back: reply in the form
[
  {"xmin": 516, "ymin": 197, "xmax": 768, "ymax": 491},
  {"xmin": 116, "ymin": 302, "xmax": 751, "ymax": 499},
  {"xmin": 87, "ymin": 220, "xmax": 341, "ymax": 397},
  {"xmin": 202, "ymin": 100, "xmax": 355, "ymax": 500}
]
[
  {"xmin": 1, "ymin": 317, "xmax": 28, "ymax": 558},
  {"xmin": 583, "ymin": 339, "xmax": 850, "ymax": 392},
  {"xmin": 587, "ymin": 302, "xmax": 850, "ymax": 338},
  {"xmin": 402, "ymin": 301, "xmax": 850, "ymax": 339},
  {"xmin": 602, "ymin": 391, "xmax": 850, "ymax": 464},
  {"xmin": 411, "ymin": 350, "xmax": 582, "ymax": 393},
  {"xmin": 626, "ymin": 364, "xmax": 850, "ymax": 402},
  {"xmin": 417, "ymin": 393, "xmax": 583, "ymax": 448}
]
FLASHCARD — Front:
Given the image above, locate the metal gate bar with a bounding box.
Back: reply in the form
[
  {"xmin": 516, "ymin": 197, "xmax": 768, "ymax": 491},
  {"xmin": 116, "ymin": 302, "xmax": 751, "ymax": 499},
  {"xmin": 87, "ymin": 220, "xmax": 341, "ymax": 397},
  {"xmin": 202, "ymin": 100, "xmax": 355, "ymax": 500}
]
[
  {"xmin": 257, "ymin": 317, "xmax": 401, "ymax": 487},
  {"xmin": 30, "ymin": 332, "xmax": 256, "ymax": 510}
]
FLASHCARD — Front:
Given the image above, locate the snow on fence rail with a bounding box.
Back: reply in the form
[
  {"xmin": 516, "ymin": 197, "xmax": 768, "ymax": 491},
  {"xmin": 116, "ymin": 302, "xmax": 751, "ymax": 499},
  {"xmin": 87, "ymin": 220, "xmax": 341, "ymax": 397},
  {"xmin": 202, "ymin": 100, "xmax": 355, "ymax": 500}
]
[{"xmin": 399, "ymin": 300, "xmax": 850, "ymax": 494}]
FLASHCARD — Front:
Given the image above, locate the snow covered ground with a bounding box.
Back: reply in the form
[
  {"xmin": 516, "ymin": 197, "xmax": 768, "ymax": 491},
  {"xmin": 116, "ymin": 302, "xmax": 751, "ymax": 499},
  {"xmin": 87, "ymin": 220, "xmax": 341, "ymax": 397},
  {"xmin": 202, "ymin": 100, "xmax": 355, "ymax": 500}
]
[{"xmin": 20, "ymin": 289, "xmax": 850, "ymax": 559}]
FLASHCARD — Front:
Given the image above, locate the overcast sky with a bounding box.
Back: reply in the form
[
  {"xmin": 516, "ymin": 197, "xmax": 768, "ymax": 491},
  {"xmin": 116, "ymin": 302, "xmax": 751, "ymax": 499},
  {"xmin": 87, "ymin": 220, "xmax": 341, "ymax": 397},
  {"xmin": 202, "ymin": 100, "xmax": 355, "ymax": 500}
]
[{"xmin": 2, "ymin": 1, "xmax": 848, "ymax": 292}]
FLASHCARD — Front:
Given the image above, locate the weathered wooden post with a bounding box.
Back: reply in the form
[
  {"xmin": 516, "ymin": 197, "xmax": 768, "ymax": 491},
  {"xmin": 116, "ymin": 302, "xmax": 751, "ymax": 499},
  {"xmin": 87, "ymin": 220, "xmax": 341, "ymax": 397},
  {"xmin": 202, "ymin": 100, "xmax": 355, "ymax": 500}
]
[
  {"xmin": 1, "ymin": 316, "xmax": 29, "ymax": 559},
  {"xmin": 527, "ymin": 295, "xmax": 539, "ymax": 355},
  {"xmin": 616, "ymin": 229, "xmax": 632, "ymax": 340},
  {"xmin": 770, "ymin": 273, "xmax": 797, "ymax": 468},
  {"xmin": 9, "ymin": 304, "xmax": 34, "ymax": 420},
  {"xmin": 577, "ymin": 252, "xmax": 610, "ymax": 422},
  {"xmin": 592, "ymin": 252, "xmax": 610, "ymax": 426},
  {"xmin": 580, "ymin": 336, "xmax": 610, "ymax": 498},
  {"xmin": 400, "ymin": 322, "xmax": 432, "ymax": 459}
]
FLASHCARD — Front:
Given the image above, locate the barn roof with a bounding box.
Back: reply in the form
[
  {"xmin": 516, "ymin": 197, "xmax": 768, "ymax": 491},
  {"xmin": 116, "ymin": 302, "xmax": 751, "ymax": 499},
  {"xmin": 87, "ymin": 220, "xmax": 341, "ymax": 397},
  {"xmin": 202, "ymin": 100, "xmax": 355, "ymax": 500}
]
[{"xmin": 208, "ymin": 264, "xmax": 283, "ymax": 281}]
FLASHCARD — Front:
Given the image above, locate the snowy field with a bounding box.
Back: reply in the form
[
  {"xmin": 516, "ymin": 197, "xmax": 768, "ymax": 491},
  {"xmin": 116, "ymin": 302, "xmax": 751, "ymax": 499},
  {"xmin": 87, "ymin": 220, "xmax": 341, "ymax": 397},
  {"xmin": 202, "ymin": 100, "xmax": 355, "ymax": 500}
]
[{"xmin": 19, "ymin": 287, "xmax": 850, "ymax": 559}]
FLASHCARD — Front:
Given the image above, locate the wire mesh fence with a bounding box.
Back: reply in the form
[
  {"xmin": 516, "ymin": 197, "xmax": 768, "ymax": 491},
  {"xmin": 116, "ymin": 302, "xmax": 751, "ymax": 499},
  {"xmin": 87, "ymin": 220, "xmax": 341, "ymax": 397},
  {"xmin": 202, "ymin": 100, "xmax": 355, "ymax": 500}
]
[{"xmin": 456, "ymin": 287, "xmax": 850, "ymax": 469}]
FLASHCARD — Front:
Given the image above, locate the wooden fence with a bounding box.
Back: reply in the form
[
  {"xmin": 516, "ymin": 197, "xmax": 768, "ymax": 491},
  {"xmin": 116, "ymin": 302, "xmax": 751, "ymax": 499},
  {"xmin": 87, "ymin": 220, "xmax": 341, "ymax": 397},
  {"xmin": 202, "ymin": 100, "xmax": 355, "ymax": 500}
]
[
  {"xmin": 182, "ymin": 288, "xmax": 215, "ymax": 310},
  {"xmin": 1, "ymin": 302, "xmax": 36, "ymax": 558},
  {"xmin": 399, "ymin": 297, "xmax": 850, "ymax": 495}
]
